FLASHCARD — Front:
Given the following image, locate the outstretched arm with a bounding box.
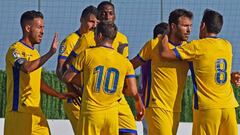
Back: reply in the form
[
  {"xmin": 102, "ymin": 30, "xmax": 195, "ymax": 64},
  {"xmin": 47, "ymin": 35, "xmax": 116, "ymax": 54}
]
[
  {"xmin": 21, "ymin": 33, "xmax": 58, "ymax": 73},
  {"xmin": 124, "ymin": 77, "xmax": 145, "ymax": 121},
  {"xmin": 130, "ymin": 56, "xmax": 145, "ymax": 69},
  {"xmin": 56, "ymin": 58, "xmax": 65, "ymax": 81},
  {"xmin": 40, "ymin": 79, "xmax": 77, "ymax": 99}
]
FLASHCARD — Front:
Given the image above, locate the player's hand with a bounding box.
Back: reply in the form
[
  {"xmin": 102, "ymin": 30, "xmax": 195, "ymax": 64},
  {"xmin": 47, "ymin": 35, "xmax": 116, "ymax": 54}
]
[
  {"xmin": 56, "ymin": 92, "xmax": 78, "ymax": 100},
  {"xmin": 161, "ymin": 33, "xmax": 168, "ymax": 45},
  {"xmin": 49, "ymin": 32, "xmax": 58, "ymax": 54},
  {"xmin": 56, "ymin": 92, "xmax": 66, "ymax": 100},
  {"xmin": 231, "ymin": 72, "xmax": 240, "ymax": 87},
  {"xmin": 135, "ymin": 96, "xmax": 145, "ymax": 121}
]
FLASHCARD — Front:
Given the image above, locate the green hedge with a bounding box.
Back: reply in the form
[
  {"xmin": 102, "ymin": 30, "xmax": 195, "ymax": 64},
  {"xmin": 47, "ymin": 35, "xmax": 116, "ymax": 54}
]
[{"xmin": 1, "ymin": 70, "xmax": 240, "ymax": 122}]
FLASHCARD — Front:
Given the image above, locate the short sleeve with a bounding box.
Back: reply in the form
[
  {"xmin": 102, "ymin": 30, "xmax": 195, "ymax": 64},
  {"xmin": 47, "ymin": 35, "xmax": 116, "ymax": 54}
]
[
  {"xmin": 125, "ymin": 60, "xmax": 136, "ymax": 78},
  {"xmin": 71, "ymin": 35, "xmax": 89, "ymax": 57},
  {"xmin": 71, "ymin": 50, "xmax": 86, "ymax": 74},
  {"xmin": 7, "ymin": 47, "xmax": 27, "ymax": 69},
  {"xmin": 175, "ymin": 41, "xmax": 197, "ymax": 60},
  {"xmin": 137, "ymin": 40, "xmax": 153, "ymax": 62},
  {"xmin": 58, "ymin": 38, "xmax": 76, "ymax": 60},
  {"xmin": 117, "ymin": 35, "xmax": 129, "ymax": 58}
]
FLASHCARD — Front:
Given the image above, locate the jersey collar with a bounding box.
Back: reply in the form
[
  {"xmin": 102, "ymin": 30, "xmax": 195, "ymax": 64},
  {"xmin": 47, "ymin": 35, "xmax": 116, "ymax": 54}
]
[
  {"xmin": 19, "ymin": 39, "xmax": 34, "ymax": 50},
  {"xmin": 207, "ymin": 36, "xmax": 218, "ymax": 38},
  {"xmin": 101, "ymin": 45, "xmax": 114, "ymax": 49},
  {"xmin": 169, "ymin": 40, "xmax": 182, "ymax": 46}
]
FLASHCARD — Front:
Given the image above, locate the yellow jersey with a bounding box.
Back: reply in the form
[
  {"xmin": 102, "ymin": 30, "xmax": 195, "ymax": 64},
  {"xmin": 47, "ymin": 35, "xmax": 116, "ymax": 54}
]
[
  {"xmin": 138, "ymin": 37, "xmax": 189, "ymax": 112},
  {"xmin": 175, "ymin": 37, "xmax": 238, "ymax": 110},
  {"xmin": 71, "ymin": 46, "xmax": 135, "ymax": 112},
  {"xmin": 71, "ymin": 31, "xmax": 128, "ymax": 58},
  {"xmin": 5, "ymin": 40, "xmax": 42, "ymax": 113},
  {"xmin": 58, "ymin": 31, "xmax": 81, "ymax": 60}
]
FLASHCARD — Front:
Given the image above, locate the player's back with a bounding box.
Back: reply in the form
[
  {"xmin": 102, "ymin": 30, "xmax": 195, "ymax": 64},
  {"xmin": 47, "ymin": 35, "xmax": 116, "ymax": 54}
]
[
  {"xmin": 189, "ymin": 37, "xmax": 238, "ymax": 110},
  {"xmin": 80, "ymin": 46, "xmax": 134, "ymax": 112}
]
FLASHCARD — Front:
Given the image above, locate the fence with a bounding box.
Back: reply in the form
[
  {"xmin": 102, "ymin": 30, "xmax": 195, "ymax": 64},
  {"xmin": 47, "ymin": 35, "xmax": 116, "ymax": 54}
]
[
  {"xmin": 1, "ymin": 70, "xmax": 240, "ymax": 123},
  {"xmin": 1, "ymin": 0, "xmax": 240, "ymax": 122},
  {"xmin": 0, "ymin": 0, "xmax": 240, "ymax": 70}
]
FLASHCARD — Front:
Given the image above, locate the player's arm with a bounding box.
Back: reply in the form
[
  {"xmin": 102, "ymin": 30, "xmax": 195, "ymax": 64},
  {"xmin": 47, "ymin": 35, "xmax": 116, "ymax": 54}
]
[
  {"xmin": 124, "ymin": 76, "xmax": 145, "ymax": 121},
  {"xmin": 57, "ymin": 54, "xmax": 82, "ymax": 99},
  {"xmin": 131, "ymin": 39, "xmax": 154, "ymax": 69},
  {"xmin": 159, "ymin": 35, "xmax": 177, "ymax": 60},
  {"xmin": 62, "ymin": 68, "xmax": 82, "ymax": 103},
  {"xmin": 40, "ymin": 79, "xmax": 77, "ymax": 99},
  {"xmin": 20, "ymin": 33, "xmax": 58, "ymax": 73},
  {"xmin": 62, "ymin": 66, "xmax": 79, "ymax": 87},
  {"xmin": 63, "ymin": 51, "xmax": 84, "ymax": 86},
  {"xmin": 56, "ymin": 58, "xmax": 65, "ymax": 80},
  {"xmin": 130, "ymin": 55, "xmax": 145, "ymax": 69},
  {"xmin": 62, "ymin": 53, "xmax": 75, "ymax": 76},
  {"xmin": 62, "ymin": 36, "xmax": 89, "ymax": 73},
  {"xmin": 231, "ymin": 72, "xmax": 240, "ymax": 87},
  {"xmin": 124, "ymin": 61, "xmax": 145, "ymax": 120}
]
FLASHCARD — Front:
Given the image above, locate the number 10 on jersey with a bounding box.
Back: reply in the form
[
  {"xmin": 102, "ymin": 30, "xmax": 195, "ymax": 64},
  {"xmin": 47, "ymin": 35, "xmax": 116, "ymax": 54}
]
[{"xmin": 94, "ymin": 66, "xmax": 119, "ymax": 94}]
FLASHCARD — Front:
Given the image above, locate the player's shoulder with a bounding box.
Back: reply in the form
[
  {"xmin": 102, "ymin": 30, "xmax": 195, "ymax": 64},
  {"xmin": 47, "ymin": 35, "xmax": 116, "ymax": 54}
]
[
  {"xmin": 9, "ymin": 41, "xmax": 29, "ymax": 52},
  {"xmin": 83, "ymin": 31, "xmax": 94, "ymax": 39},
  {"xmin": 61, "ymin": 31, "xmax": 79, "ymax": 46},
  {"xmin": 152, "ymin": 36, "xmax": 160, "ymax": 43},
  {"xmin": 112, "ymin": 49, "xmax": 130, "ymax": 63},
  {"xmin": 218, "ymin": 38, "xmax": 231, "ymax": 45},
  {"xmin": 196, "ymin": 37, "xmax": 231, "ymax": 45},
  {"xmin": 65, "ymin": 31, "xmax": 80, "ymax": 40},
  {"xmin": 117, "ymin": 31, "xmax": 127, "ymax": 37},
  {"xmin": 81, "ymin": 31, "xmax": 95, "ymax": 45},
  {"xmin": 145, "ymin": 37, "xmax": 159, "ymax": 48},
  {"xmin": 116, "ymin": 31, "xmax": 128, "ymax": 41}
]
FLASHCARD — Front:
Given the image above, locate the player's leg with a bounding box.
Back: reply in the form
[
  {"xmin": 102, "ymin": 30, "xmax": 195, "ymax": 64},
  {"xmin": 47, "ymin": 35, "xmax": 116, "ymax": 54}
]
[
  {"xmin": 63, "ymin": 99, "xmax": 81, "ymax": 134},
  {"xmin": 32, "ymin": 111, "xmax": 51, "ymax": 135},
  {"xmin": 102, "ymin": 107, "xmax": 119, "ymax": 135},
  {"xmin": 77, "ymin": 111, "xmax": 104, "ymax": 135},
  {"xmin": 218, "ymin": 108, "xmax": 238, "ymax": 135},
  {"xmin": 172, "ymin": 112, "xmax": 181, "ymax": 135},
  {"xmin": 145, "ymin": 107, "xmax": 176, "ymax": 135},
  {"xmin": 118, "ymin": 96, "xmax": 137, "ymax": 135},
  {"xmin": 193, "ymin": 109, "xmax": 221, "ymax": 135},
  {"xmin": 192, "ymin": 109, "xmax": 199, "ymax": 135}
]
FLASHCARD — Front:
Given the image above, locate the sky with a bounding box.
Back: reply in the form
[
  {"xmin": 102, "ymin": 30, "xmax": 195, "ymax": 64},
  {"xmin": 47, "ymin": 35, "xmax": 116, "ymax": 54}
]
[{"xmin": 0, "ymin": 0, "xmax": 240, "ymax": 72}]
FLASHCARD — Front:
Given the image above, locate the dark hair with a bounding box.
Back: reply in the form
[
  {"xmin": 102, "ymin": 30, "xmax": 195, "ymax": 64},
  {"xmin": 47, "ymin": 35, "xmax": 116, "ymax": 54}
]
[
  {"xmin": 20, "ymin": 10, "xmax": 43, "ymax": 29},
  {"xmin": 168, "ymin": 9, "xmax": 193, "ymax": 25},
  {"xmin": 153, "ymin": 22, "xmax": 169, "ymax": 38},
  {"xmin": 97, "ymin": 1, "xmax": 114, "ymax": 11},
  {"xmin": 201, "ymin": 9, "xmax": 223, "ymax": 34},
  {"xmin": 96, "ymin": 21, "xmax": 118, "ymax": 41},
  {"xmin": 81, "ymin": 5, "xmax": 98, "ymax": 20}
]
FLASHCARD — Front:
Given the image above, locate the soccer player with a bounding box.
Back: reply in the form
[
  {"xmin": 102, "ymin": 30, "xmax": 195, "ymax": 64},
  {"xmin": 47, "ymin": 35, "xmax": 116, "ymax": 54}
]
[
  {"xmin": 159, "ymin": 9, "xmax": 238, "ymax": 135},
  {"xmin": 63, "ymin": 1, "xmax": 140, "ymax": 135},
  {"xmin": 63, "ymin": 21, "xmax": 144, "ymax": 135},
  {"xmin": 56, "ymin": 5, "xmax": 98, "ymax": 134},
  {"xmin": 131, "ymin": 9, "xmax": 193, "ymax": 135},
  {"xmin": 4, "ymin": 10, "xmax": 73, "ymax": 135},
  {"xmin": 140, "ymin": 22, "xmax": 169, "ymax": 135}
]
